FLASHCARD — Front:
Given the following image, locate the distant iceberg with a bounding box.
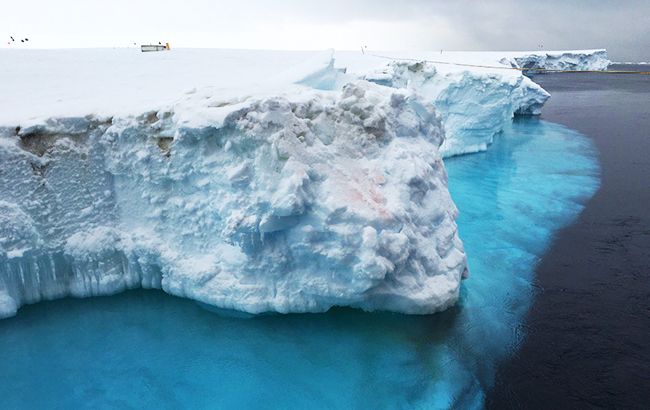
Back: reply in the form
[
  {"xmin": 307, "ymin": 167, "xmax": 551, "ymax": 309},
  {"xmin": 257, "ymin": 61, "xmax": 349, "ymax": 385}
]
[{"xmin": 500, "ymin": 49, "xmax": 610, "ymax": 71}]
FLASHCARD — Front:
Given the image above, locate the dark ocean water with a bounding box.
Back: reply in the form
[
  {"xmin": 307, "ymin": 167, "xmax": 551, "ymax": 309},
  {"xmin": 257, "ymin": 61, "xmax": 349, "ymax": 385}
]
[{"xmin": 488, "ymin": 65, "xmax": 650, "ymax": 409}]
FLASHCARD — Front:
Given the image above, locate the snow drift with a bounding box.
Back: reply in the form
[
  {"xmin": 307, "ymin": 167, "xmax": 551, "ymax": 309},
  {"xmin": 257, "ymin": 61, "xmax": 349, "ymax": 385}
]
[{"xmin": 0, "ymin": 48, "xmax": 607, "ymax": 317}]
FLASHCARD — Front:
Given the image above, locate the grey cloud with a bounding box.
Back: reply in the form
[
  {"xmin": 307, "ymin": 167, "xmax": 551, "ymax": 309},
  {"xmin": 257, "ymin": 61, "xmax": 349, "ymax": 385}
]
[
  {"xmin": 259, "ymin": 0, "xmax": 649, "ymax": 61},
  {"xmin": 3, "ymin": 0, "xmax": 648, "ymax": 60}
]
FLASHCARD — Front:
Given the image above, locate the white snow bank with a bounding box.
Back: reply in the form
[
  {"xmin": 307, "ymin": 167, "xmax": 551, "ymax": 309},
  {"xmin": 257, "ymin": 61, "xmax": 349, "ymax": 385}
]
[{"xmin": 0, "ymin": 49, "xmax": 337, "ymax": 126}]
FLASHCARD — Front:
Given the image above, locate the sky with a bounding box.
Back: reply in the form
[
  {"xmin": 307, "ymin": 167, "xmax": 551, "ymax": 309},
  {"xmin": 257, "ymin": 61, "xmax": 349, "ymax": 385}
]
[{"xmin": 2, "ymin": 0, "xmax": 648, "ymax": 61}]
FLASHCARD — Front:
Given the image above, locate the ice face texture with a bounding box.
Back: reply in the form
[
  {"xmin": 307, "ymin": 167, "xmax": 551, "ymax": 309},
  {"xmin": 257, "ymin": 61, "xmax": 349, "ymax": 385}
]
[
  {"xmin": 362, "ymin": 61, "xmax": 550, "ymax": 156},
  {"xmin": 0, "ymin": 82, "xmax": 466, "ymax": 317},
  {"xmin": 500, "ymin": 49, "xmax": 611, "ymax": 71}
]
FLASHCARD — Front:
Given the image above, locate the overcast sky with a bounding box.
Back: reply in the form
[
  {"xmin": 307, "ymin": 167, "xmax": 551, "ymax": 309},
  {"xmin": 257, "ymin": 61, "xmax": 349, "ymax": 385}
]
[{"xmin": 2, "ymin": 0, "xmax": 648, "ymax": 61}]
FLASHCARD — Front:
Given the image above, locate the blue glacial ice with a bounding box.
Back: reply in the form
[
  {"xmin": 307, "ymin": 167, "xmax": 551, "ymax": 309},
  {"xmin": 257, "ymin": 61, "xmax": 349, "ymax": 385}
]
[
  {"xmin": 0, "ymin": 118, "xmax": 599, "ymax": 408},
  {"xmin": 362, "ymin": 60, "xmax": 550, "ymax": 156}
]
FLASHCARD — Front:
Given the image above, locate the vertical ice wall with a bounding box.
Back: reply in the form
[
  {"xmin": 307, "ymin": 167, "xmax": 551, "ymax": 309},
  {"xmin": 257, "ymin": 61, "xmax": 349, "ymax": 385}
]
[
  {"xmin": 363, "ymin": 61, "xmax": 550, "ymax": 156},
  {"xmin": 500, "ymin": 49, "xmax": 611, "ymax": 72},
  {"xmin": 0, "ymin": 121, "xmax": 163, "ymax": 318},
  {"xmin": 0, "ymin": 82, "xmax": 467, "ymax": 318}
]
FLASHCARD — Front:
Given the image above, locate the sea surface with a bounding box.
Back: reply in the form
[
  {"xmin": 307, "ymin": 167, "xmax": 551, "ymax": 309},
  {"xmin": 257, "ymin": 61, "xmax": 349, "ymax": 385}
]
[
  {"xmin": 489, "ymin": 65, "xmax": 650, "ymax": 409},
  {"xmin": 0, "ymin": 119, "xmax": 599, "ymax": 408}
]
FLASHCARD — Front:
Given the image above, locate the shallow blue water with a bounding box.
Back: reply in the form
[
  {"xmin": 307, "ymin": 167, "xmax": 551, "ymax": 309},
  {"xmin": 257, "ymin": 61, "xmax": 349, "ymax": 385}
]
[{"xmin": 0, "ymin": 119, "xmax": 599, "ymax": 409}]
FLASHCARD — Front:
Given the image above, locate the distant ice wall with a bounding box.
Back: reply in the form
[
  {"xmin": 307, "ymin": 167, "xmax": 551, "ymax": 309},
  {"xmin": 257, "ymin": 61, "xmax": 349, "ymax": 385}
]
[{"xmin": 501, "ymin": 49, "xmax": 611, "ymax": 72}]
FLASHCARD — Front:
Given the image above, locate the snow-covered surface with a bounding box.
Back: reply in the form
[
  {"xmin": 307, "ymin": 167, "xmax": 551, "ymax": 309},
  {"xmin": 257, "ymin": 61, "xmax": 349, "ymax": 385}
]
[
  {"xmin": 0, "ymin": 48, "xmax": 607, "ymax": 317},
  {"xmin": 0, "ymin": 49, "xmax": 336, "ymax": 126},
  {"xmin": 0, "ymin": 48, "xmax": 608, "ymax": 154}
]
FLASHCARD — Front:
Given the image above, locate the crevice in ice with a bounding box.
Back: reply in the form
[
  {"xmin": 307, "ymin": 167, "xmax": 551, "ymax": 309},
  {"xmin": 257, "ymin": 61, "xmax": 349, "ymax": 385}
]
[{"xmin": 156, "ymin": 137, "xmax": 174, "ymax": 157}]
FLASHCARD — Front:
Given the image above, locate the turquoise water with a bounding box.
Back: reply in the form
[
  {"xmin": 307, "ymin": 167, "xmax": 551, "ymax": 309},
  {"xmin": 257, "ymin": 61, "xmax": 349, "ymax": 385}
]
[{"xmin": 0, "ymin": 119, "xmax": 599, "ymax": 409}]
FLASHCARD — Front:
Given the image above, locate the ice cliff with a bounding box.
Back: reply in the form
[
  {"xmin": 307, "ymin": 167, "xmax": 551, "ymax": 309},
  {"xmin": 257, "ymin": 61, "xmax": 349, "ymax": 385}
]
[
  {"xmin": 500, "ymin": 49, "xmax": 611, "ymax": 72},
  {"xmin": 0, "ymin": 82, "xmax": 467, "ymax": 318},
  {"xmin": 0, "ymin": 49, "xmax": 607, "ymax": 317},
  {"xmin": 360, "ymin": 61, "xmax": 549, "ymax": 156}
]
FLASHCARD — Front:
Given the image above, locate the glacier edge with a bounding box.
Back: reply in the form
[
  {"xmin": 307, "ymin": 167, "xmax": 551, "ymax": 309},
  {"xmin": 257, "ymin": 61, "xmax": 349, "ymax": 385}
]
[
  {"xmin": 1, "ymin": 82, "xmax": 467, "ymax": 318},
  {"xmin": 0, "ymin": 49, "xmax": 609, "ymax": 318}
]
